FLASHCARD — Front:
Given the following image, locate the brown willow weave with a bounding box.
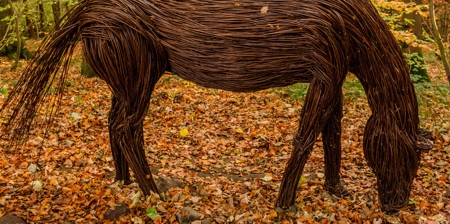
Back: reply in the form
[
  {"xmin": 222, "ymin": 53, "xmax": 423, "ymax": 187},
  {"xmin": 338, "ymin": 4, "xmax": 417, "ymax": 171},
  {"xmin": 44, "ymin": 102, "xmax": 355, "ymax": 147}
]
[{"xmin": 0, "ymin": 0, "xmax": 433, "ymax": 214}]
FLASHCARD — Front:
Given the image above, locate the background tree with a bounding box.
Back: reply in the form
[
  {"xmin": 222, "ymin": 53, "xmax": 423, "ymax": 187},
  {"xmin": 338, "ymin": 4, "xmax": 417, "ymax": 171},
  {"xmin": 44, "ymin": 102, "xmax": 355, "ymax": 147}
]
[
  {"xmin": 8, "ymin": 0, "xmax": 23, "ymax": 68},
  {"xmin": 429, "ymin": 0, "xmax": 450, "ymax": 85},
  {"xmin": 38, "ymin": 0, "xmax": 45, "ymax": 34},
  {"xmin": 0, "ymin": 0, "xmax": 14, "ymax": 54},
  {"xmin": 23, "ymin": 0, "xmax": 37, "ymax": 38},
  {"xmin": 435, "ymin": 0, "xmax": 450, "ymax": 42},
  {"xmin": 51, "ymin": 0, "xmax": 61, "ymax": 30}
]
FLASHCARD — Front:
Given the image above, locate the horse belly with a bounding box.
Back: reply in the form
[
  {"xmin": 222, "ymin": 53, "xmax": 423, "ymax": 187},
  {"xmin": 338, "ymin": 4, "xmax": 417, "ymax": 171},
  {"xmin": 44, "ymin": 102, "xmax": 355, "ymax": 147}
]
[
  {"xmin": 168, "ymin": 49, "xmax": 312, "ymax": 92},
  {"xmin": 151, "ymin": 0, "xmax": 314, "ymax": 92}
]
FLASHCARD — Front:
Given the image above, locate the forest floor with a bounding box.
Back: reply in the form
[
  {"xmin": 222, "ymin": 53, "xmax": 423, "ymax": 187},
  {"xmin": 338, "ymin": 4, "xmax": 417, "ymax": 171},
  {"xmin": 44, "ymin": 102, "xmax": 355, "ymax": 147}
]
[{"xmin": 0, "ymin": 45, "xmax": 449, "ymax": 223}]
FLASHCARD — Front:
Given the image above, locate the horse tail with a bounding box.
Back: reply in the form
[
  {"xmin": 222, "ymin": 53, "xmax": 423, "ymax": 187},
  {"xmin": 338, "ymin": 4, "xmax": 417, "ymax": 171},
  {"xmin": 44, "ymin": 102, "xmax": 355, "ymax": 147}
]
[{"xmin": 0, "ymin": 1, "xmax": 88, "ymax": 143}]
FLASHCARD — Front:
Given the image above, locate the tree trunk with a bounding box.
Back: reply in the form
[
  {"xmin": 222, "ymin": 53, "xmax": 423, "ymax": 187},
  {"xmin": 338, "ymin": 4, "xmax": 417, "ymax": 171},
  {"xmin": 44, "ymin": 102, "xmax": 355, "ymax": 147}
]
[
  {"xmin": 0, "ymin": 0, "xmax": 12, "ymax": 46},
  {"xmin": 24, "ymin": 0, "xmax": 36, "ymax": 38},
  {"xmin": 38, "ymin": 0, "xmax": 45, "ymax": 34},
  {"xmin": 401, "ymin": 0, "xmax": 423, "ymax": 53},
  {"xmin": 15, "ymin": 2, "xmax": 21, "ymax": 64},
  {"xmin": 429, "ymin": 0, "xmax": 450, "ymax": 86},
  {"xmin": 8, "ymin": 0, "xmax": 22, "ymax": 67},
  {"xmin": 401, "ymin": 0, "xmax": 431, "ymax": 83},
  {"xmin": 52, "ymin": 0, "xmax": 61, "ymax": 30},
  {"xmin": 61, "ymin": 0, "xmax": 69, "ymax": 12},
  {"xmin": 435, "ymin": 1, "xmax": 450, "ymax": 43}
]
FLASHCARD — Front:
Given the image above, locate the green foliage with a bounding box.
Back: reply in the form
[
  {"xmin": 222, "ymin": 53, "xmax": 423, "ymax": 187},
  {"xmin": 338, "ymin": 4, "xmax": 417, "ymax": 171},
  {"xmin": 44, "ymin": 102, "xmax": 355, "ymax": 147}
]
[
  {"xmin": 404, "ymin": 52, "xmax": 431, "ymax": 83},
  {"xmin": 0, "ymin": 84, "xmax": 8, "ymax": 97},
  {"xmin": 1, "ymin": 0, "xmax": 33, "ymax": 66},
  {"xmin": 0, "ymin": 41, "xmax": 33, "ymax": 59},
  {"xmin": 371, "ymin": 1, "xmax": 437, "ymax": 85},
  {"xmin": 372, "ymin": 1, "xmax": 429, "ymax": 45},
  {"xmin": 25, "ymin": 0, "xmax": 75, "ymax": 32},
  {"xmin": 1, "ymin": 0, "xmax": 78, "ymax": 58}
]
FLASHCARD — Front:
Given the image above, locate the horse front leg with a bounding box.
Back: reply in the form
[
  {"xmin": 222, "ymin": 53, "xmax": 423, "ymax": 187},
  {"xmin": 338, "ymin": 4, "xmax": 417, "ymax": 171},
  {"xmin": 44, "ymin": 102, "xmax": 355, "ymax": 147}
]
[
  {"xmin": 276, "ymin": 78, "xmax": 343, "ymax": 208},
  {"xmin": 322, "ymin": 89, "xmax": 349, "ymax": 196}
]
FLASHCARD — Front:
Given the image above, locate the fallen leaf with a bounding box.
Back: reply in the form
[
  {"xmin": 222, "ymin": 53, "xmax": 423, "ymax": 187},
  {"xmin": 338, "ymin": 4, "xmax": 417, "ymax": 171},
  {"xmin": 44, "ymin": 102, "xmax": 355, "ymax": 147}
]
[
  {"xmin": 31, "ymin": 181, "xmax": 43, "ymax": 190},
  {"xmin": 180, "ymin": 128, "xmax": 189, "ymax": 137},
  {"xmin": 146, "ymin": 207, "xmax": 161, "ymax": 220}
]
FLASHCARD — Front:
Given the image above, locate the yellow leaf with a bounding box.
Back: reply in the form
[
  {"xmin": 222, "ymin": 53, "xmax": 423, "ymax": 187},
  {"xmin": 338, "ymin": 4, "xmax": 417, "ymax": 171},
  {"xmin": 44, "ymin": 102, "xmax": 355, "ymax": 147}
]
[
  {"xmin": 180, "ymin": 128, "xmax": 189, "ymax": 137},
  {"xmin": 268, "ymin": 210, "xmax": 278, "ymax": 219},
  {"xmin": 236, "ymin": 128, "xmax": 244, "ymax": 134},
  {"xmin": 83, "ymin": 182, "xmax": 91, "ymax": 189},
  {"xmin": 236, "ymin": 158, "xmax": 244, "ymax": 163}
]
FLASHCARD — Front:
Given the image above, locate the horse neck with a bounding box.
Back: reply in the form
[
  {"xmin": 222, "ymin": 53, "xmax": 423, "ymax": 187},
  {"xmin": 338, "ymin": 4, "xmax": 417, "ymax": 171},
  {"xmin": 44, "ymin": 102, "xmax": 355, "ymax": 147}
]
[{"xmin": 348, "ymin": 10, "xmax": 419, "ymax": 134}]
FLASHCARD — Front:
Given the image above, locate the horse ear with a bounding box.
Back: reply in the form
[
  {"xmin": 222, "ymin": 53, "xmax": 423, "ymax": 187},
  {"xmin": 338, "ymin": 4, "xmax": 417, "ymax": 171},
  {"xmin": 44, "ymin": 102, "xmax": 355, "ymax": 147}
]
[{"xmin": 416, "ymin": 129, "xmax": 434, "ymax": 152}]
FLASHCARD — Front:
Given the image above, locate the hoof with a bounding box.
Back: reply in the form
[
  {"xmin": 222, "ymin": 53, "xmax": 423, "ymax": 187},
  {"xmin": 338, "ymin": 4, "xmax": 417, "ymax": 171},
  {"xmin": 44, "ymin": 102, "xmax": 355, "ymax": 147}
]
[
  {"xmin": 275, "ymin": 206, "xmax": 297, "ymax": 213},
  {"xmin": 324, "ymin": 182, "xmax": 350, "ymax": 198},
  {"xmin": 381, "ymin": 205, "xmax": 401, "ymax": 215},
  {"xmin": 274, "ymin": 206, "xmax": 297, "ymax": 221},
  {"xmin": 123, "ymin": 179, "xmax": 132, "ymax": 185},
  {"xmin": 114, "ymin": 178, "xmax": 132, "ymax": 185}
]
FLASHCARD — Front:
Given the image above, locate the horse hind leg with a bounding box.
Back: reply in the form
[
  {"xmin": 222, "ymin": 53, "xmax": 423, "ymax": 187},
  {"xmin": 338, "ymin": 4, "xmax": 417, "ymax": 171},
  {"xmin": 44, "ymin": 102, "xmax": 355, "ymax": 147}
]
[
  {"xmin": 82, "ymin": 26, "xmax": 166, "ymax": 195},
  {"xmin": 108, "ymin": 96, "xmax": 130, "ymax": 184}
]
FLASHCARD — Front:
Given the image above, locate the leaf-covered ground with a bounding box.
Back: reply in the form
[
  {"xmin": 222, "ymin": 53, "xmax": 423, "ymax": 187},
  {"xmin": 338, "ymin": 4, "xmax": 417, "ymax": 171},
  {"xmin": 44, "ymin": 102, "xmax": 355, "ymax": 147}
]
[{"xmin": 0, "ymin": 50, "xmax": 449, "ymax": 223}]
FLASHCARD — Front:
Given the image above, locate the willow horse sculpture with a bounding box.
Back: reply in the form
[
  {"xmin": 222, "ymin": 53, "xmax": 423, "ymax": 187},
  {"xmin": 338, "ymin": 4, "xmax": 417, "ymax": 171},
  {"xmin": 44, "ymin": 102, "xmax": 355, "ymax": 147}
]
[{"xmin": 0, "ymin": 0, "xmax": 432, "ymax": 214}]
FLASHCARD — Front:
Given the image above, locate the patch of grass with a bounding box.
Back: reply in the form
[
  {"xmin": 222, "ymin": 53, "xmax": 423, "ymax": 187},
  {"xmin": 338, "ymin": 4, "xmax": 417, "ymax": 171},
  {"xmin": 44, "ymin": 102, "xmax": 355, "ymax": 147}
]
[
  {"xmin": 284, "ymin": 74, "xmax": 448, "ymax": 131},
  {"xmin": 414, "ymin": 83, "xmax": 450, "ymax": 129},
  {"xmin": 343, "ymin": 75, "xmax": 365, "ymax": 100},
  {"xmin": 65, "ymin": 80, "xmax": 73, "ymax": 87},
  {"xmin": 415, "ymin": 83, "xmax": 450, "ymax": 106},
  {"xmin": 285, "ymin": 74, "xmax": 365, "ymax": 101},
  {"xmin": 285, "ymin": 83, "xmax": 309, "ymax": 101},
  {"xmin": 76, "ymin": 96, "xmax": 82, "ymax": 105},
  {"xmin": 70, "ymin": 56, "xmax": 82, "ymax": 67},
  {"xmin": 160, "ymin": 73, "xmax": 180, "ymax": 84}
]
